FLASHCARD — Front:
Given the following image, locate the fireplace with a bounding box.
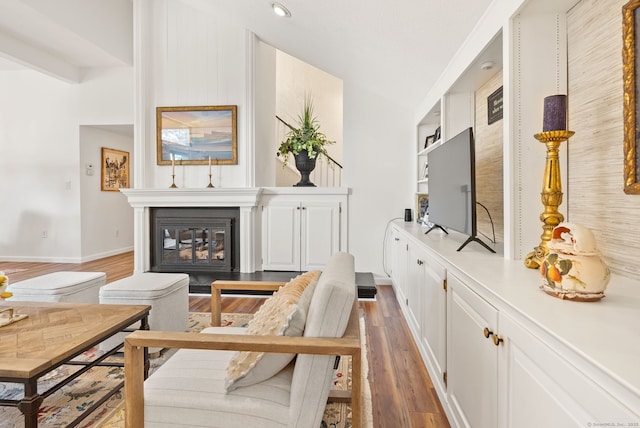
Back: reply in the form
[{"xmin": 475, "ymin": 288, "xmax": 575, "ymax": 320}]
[
  {"xmin": 121, "ymin": 188, "xmax": 263, "ymax": 276},
  {"xmin": 150, "ymin": 207, "xmax": 240, "ymax": 275}
]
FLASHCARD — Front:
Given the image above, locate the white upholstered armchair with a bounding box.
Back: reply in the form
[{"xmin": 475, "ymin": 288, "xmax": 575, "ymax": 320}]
[{"xmin": 124, "ymin": 252, "xmax": 362, "ymax": 428}]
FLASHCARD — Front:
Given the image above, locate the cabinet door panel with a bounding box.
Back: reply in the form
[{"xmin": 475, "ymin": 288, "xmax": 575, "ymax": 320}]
[
  {"xmin": 405, "ymin": 245, "xmax": 424, "ymax": 330},
  {"xmin": 447, "ymin": 273, "xmax": 498, "ymax": 428},
  {"xmin": 301, "ymin": 201, "xmax": 340, "ymax": 270},
  {"xmin": 390, "ymin": 230, "xmax": 408, "ymax": 304},
  {"xmin": 421, "ymin": 258, "xmax": 446, "ymax": 380},
  {"xmin": 262, "ymin": 202, "xmax": 300, "ymax": 270},
  {"xmin": 499, "ymin": 312, "xmax": 639, "ymax": 428}
]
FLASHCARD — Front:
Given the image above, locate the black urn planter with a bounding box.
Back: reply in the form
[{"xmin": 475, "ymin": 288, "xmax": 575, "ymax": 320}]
[{"xmin": 293, "ymin": 149, "xmax": 317, "ymax": 187}]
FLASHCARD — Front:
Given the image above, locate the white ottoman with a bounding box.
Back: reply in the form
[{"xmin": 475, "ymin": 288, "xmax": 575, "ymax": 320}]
[
  {"xmin": 7, "ymin": 271, "xmax": 106, "ymax": 303},
  {"xmin": 99, "ymin": 272, "xmax": 189, "ymax": 353}
]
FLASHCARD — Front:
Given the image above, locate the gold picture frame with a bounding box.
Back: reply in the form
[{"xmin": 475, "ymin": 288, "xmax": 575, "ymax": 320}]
[
  {"xmin": 623, "ymin": 0, "xmax": 640, "ymax": 194},
  {"xmin": 101, "ymin": 147, "xmax": 130, "ymax": 191},
  {"xmin": 156, "ymin": 105, "xmax": 238, "ymax": 165},
  {"xmin": 416, "ymin": 193, "xmax": 429, "ymax": 222}
]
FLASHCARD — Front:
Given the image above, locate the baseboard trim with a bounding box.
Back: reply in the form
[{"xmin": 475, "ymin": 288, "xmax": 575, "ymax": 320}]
[{"xmin": 0, "ymin": 247, "xmax": 134, "ymax": 264}]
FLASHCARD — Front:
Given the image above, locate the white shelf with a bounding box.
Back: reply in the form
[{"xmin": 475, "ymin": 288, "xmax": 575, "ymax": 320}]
[
  {"xmin": 423, "ymin": 138, "xmax": 443, "ymax": 154},
  {"xmin": 417, "ymin": 102, "xmax": 441, "ymax": 193}
]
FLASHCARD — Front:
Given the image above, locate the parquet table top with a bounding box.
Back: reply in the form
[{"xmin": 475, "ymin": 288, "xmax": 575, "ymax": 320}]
[{"xmin": 0, "ymin": 302, "xmax": 150, "ymax": 380}]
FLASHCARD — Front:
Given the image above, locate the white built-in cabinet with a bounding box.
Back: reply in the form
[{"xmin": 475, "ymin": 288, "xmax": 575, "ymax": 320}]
[
  {"xmin": 260, "ymin": 188, "xmax": 348, "ymax": 271},
  {"xmin": 389, "ymin": 221, "xmax": 640, "ymax": 428},
  {"xmin": 390, "ymin": 225, "xmax": 448, "ymax": 400},
  {"xmin": 389, "ymin": 228, "xmax": 408, "ymax": 307},
  {"xmin": 497, "ymin": 311, "xmax": 639, "ymax": 427},
  {"xmin": 397, "ymin": 2, "xmax": 640, "ymax": 426},
  {"xmin": 446, "ymin": 272, "xmax": 499, "ymax": 428}
]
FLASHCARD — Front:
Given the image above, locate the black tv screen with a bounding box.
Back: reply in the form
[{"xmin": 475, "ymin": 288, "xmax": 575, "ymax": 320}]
[{"xmin": 427, "ymin": 127, "xmax": 476, "ymax": 237}]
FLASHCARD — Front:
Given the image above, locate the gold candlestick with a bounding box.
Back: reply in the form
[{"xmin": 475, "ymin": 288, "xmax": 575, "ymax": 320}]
[
  {"xmin": 170, "ymin": 174, "xmax": 177, "ymax": 188},
  {"xmin": 524, "ymin": 130, "xmax": 575, "ymax": 269},
  {"xmin": 207, "ymin": 174, "xmax": 215, "ymax": 188}
]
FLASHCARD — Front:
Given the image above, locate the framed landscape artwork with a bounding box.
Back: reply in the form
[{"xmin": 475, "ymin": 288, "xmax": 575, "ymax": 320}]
[
  {"xmin": 101, "ymin": 147, "xmax": 130, "ymax": 191},
  {"xmin": 156, "ymin": 105, "xmax": 238, "ymax": 165}
]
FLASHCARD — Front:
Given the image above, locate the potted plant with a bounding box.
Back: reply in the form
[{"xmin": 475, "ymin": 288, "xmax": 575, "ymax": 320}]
[{"xmin": 277, "ymin": 95, "xmax": 334, "ymax": 187}]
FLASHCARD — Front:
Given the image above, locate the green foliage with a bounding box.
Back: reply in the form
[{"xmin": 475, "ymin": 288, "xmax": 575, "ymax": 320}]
[
  {"xmin": 277, "ymin": 95, "xmax": 334, "ymax": 167},
  {"xmin": 558, "ymin": 259, "xmax": 573, "ymax": 275}
]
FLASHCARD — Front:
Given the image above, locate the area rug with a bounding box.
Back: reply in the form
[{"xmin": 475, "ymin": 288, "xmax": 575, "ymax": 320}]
[{"xmin": 0, "ymin": 312, "xmax": 372, "ymax": 428}]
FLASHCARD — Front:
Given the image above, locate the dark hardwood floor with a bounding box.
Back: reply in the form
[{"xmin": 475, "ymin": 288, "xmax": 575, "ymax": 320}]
[{"xmin": 0, "ymin": 252, "xmax": 450, "ymax": 427}]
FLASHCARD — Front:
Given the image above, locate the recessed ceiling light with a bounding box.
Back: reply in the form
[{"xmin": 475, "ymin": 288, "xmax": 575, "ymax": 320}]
[
  {"xmin": 272, "ymin": 2, "xmax": 291, "ymax": 18},
  {"xmin": 480, "ymin": 61, "xmax": 495, "ymax": 71}
]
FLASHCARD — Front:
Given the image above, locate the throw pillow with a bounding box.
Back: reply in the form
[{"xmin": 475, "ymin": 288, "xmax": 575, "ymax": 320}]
[{"xmin": 225, "ymin": 270, "xmax": 320, "ymax": 391}]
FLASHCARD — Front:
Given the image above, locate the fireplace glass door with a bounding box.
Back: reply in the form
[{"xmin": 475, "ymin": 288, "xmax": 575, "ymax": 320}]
[{"xmin": 155, "ymin": 218, "xmax": 232, "ymax": 272}]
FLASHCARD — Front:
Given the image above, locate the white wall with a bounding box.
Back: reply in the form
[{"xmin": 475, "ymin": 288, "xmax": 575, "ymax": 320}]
[
  {"xmin": 343, "ymin": 84, "xmax": 414, "ymax": 276},
  {"xmin": 80, "ymin": 126, "xmax": 134, "ymax": 260},
  {"xmin": 274, "ymin": 50, "xmax": 344, "ymax": 187},
  {"xmin": 139, "ymin": 0, "xmax": 250, "ymax": 190},
  {"xmin": 275, "ymin": 50, "xmax": 343, "ymax": 165},
  {"xmin": 254, "ymin": 40, "xmax": 277, "ymax": 188},
  {"xmin": 0, "ymin": 67, "xmax": 133, "ymax": 262}
]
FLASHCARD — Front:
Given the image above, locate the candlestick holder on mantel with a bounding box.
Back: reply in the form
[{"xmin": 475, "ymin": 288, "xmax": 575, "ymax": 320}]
[
  {"xmin": 206, "ymin": 156, "xmax": 215, "ymax": 188},
  {"xmin": 524, "ymin": 129, "xmax": 575, "ymax": 269},
  {"xmin": 170, "ymin": 174, "xmax": 178, "ymax": 188}
]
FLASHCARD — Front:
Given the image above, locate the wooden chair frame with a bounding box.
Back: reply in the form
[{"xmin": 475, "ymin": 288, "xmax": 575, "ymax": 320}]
[
  {"xmin": 210, "ymin": 280, "xmax": 286, "ymax": 327},
  {"xmin": 124, "ymin": 284, "xmax": 362, "ymax": 428}
]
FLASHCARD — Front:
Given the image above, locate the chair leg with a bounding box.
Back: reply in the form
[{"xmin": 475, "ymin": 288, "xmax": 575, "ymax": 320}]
[
  {"xmin": 327, "ymin": 389, "xmax": 351, "ymax": 403},
  {"xmin": 211, "ymin": 287, "xmax": 222, "ymax": 326}
]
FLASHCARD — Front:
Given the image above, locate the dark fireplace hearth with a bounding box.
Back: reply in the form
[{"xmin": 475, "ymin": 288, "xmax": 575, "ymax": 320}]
[{"xmin": 150, "ymin": 208, "xmax": 240, "ymax": 282}]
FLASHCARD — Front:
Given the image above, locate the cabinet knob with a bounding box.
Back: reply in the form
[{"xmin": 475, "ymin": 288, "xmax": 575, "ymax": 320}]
[
  {"xmin": 417, "ymin": 259, "xmax": 424, "ymax": 265},
  {"xmin": 296, "ymin": 206, "xmax": 301, "ymax": 210},
  {"xmin": 493, "ymin": 335, "xmax": 504, "ymax": 346},
  {"xmin": 483, "ymin": 327, "xmax": 493, "ymax": 338},
  {"xmin": 301, "ymin": 206, "xmax": 307, "ymax": 210},
  {"xmin": 394, "ymin": 237, "xmax": 400, "ymax": 241}
]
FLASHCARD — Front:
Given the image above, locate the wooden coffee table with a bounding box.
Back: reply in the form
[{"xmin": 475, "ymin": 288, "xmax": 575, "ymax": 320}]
[{"xmin": 0, "ymin": 301, "xmax": 150, "ymax": 428}]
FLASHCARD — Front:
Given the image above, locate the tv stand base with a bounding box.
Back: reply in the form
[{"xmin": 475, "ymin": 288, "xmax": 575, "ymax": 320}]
[
  {"xmin": 457, "ymin": 236, "xmax": 496, "ymax": 253},
  {"xmin": 425, "ymin": 224, "xmax": 448, "ymax": 235}
]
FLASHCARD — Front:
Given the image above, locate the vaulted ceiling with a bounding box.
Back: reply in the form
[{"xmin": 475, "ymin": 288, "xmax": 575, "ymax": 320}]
[
  {"xmin": 0, "ymin": 0, "xmax": 494, "ymax": 108},
  {"xmin": 0, "ymin": 0, "xmax": 133, "ymax": 82}
]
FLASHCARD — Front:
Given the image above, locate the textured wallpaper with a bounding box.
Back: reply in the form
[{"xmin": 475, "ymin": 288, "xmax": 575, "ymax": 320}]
[
  {"xmin": 475, "ymin": 71, "xmax": 505, "ymax": 245},
  {"xmin": 567, "ymin": 0, "xmax": 640, "ymax": 277}
]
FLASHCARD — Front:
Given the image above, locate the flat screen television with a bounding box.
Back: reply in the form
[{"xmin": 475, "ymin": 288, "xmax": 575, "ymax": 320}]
[{"xmin": 426, "ymin": 127, "xmax": 494, "ymax": 253}]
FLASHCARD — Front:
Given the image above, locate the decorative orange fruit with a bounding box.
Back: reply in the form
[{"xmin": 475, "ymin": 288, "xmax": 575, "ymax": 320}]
[{"xmin": 547, "ymin": 265, "xmax": 562, "ymax": 283}]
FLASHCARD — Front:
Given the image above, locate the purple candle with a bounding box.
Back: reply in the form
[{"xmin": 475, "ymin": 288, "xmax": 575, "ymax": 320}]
[{"xmin": 543, "ymin": 95, "xmax": 567, "ymax": 131}]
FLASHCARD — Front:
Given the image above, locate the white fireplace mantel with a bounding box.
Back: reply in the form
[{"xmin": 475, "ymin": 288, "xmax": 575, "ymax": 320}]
[
  {"xmin": 121, "ymin": 188, "xmax": 263, "ymax": 208},
  {"xmin": 121, "ymin": 188, "xmax": 263, "ymax": 273}
]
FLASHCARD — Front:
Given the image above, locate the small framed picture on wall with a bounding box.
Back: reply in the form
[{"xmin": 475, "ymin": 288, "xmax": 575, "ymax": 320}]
[
  {"xmin": 424, "ymin": 134, "xmax": 435, "ymax": 149},
  {"xmin": 101, "ymin": 147, "xmax": 130, "ymax": 191},
  {"xmin": 416, "ymin": 193, "xmax": 429, "ymax": 223}
]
